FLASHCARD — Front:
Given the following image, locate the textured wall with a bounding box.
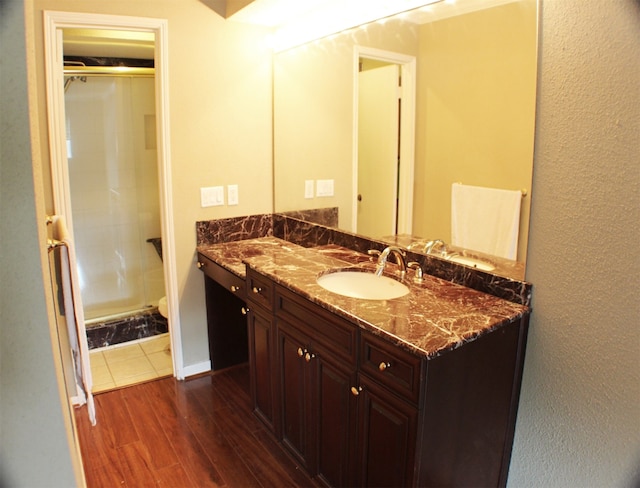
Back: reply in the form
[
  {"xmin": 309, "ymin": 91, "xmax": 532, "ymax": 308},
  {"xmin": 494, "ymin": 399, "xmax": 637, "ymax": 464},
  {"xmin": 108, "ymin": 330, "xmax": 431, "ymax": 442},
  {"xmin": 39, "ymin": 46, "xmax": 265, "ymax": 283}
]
[
  {"xmin": 508, "ymin": 0, "xmax": 640, "ymax": 486},
  {"xmin": 0, "ymin": 0, "xmax": 80, "ymax": 485}
]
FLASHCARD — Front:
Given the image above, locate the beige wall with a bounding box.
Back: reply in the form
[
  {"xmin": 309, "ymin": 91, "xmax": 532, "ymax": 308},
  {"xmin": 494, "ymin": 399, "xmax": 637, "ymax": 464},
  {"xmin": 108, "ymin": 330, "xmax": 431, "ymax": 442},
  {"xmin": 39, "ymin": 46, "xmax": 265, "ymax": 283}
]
[
  {"xmin": 273, "ymin": 17, "xmax": 419, "ymax": 231},
  {"xmin": 414, "ymin": 1, "xmax": 537, "ymax": 261},
  {"xmin": 509, "ymin": 0, "xmax": 640, "ymax": 485},
  {"xmin": 29, "ymin": 0, "xmax": 273, "ymax": 370}
]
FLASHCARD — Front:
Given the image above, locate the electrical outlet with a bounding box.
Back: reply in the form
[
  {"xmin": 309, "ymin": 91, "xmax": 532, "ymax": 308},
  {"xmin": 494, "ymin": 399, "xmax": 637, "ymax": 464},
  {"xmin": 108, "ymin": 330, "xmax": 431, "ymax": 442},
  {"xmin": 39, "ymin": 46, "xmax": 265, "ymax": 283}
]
[
  {"xmin": 305, "ymin": 180, "xmax": 314, "ymax": 199},
  {"xmin": 316, "ymin": 179, "xmax": 334, "ymax": 197},
  {"xmin": 201, "ymin": 186, "xmax": 224, "ymax": 207},
  {"xmin": 228, "ymin": 184, "xmax": 239, "ymax": 205}
]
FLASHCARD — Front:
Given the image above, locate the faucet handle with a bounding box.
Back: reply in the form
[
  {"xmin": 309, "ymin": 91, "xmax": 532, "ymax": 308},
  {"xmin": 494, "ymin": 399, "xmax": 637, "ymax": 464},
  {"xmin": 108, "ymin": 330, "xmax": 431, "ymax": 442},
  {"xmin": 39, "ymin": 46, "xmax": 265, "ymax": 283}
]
[{"xmin": 407, "ymin": 262, "xmax": 423, "ymax": 283}]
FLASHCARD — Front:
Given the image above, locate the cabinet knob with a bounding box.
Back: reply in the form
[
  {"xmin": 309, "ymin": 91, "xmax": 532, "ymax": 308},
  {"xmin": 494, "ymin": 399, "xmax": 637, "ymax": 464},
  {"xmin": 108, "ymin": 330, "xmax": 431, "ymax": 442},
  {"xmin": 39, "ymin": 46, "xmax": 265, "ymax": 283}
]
[
  {"xmin": 379, "ymin": 362, "xmax": 391, "ymax": 372},
  {"xmin": 252, "ymin": 286, "xmax": 262, "ymax": 294},
  {"xmin": 350, "ymin": 386, "xmax": 363, "ymax": 396},
  {"xmin": 305, "ymin": 352, "xmax": 315, "ymax": 362},
  {"xmin": 197, "ymin": 261, "xmax": 205, "ymax": 269},
  {"xmin": 241, "ymin": 307, "xmax": 249, "ymax": 315},
  {"xmin": 230, "ymin": 285, "xmax": 240, "ymax": 293},
  {"xmin": 297, "ymin": 347, "xmax": 305, "ymax": 357}
]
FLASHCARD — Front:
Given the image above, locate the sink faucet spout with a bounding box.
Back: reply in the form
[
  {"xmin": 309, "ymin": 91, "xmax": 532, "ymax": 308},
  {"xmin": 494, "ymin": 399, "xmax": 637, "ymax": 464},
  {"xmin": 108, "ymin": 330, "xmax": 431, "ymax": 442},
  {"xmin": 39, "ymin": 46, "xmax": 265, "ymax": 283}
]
[
  {"xmin": 375, "ymin": 246, "xmax": 407, "ymax": 279},
  {"xmin": 424, "ymin": 239, "xmax": 446, "ymax": 255}
]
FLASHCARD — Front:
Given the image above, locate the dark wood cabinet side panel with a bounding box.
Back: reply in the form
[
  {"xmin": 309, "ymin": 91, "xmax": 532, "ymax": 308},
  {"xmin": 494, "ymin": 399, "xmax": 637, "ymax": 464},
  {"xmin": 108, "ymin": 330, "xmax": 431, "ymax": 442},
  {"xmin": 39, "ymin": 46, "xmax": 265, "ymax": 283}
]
[
  {"xmin": 499, "ymin": 314, "xmax": 530, "ymax": 486},
  {"xmin": 419, "ymin": 320, "xmax": 522, "ymax": 488}
]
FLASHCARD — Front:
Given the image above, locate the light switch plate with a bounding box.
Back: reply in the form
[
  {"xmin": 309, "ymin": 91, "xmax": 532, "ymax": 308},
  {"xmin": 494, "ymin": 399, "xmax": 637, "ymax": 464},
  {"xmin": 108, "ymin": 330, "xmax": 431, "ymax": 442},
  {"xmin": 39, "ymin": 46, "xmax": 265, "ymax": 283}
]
[
  {"xmin": 201, "ymin": 186, "xmax": 224, "ymax": 207},
  {"xmin": 316, "ymin": 179, "xmax": 334, "ymax": 197},
  {"xmin": 304, "ymin": 180, "xmax": 314, "ymax": 199},
  {"xmin": 227, "ymin": 184, "xmax": 239, "ymax": 205}
]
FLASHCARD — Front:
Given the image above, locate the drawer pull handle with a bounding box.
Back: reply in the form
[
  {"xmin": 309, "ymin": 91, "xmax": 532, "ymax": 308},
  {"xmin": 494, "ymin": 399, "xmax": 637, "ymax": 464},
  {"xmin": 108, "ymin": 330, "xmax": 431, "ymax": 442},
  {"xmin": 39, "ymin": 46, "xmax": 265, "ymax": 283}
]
[
  {"xmin": 197, "ymin": 261, "xmax": 205, "ymax": 269},
  {"xmin": 241, "ymin": 307, "xmax": 249, "ymax": 315},
  {"xmin": 350, "ymin": 386, "xmax": 363, "ymax": 396},
  {"xmin": 297, "ymin": 347, "xmax": 305, "ymax": 357},
  {"xmin": 252, "ymin": 286, "xmax": 262, "ymax": 294},
  {"xmin": 230, "ymin": 285, "xmax": 240, "ymax": 293},
  {"xmin": 379, "ymin": 362, "xmax": 391, "ymax": 372},
  {"xmin": 305, "ymin": 352, "xmax": 315, "ymax": 362}
]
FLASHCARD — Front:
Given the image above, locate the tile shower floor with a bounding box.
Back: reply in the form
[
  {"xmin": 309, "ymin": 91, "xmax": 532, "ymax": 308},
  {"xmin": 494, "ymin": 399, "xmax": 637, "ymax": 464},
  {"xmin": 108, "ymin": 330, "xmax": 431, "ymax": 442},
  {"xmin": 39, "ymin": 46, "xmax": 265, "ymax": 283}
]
[{"xmin": 90, "ymin": 334, "xmax": 173, "ymax": 393}]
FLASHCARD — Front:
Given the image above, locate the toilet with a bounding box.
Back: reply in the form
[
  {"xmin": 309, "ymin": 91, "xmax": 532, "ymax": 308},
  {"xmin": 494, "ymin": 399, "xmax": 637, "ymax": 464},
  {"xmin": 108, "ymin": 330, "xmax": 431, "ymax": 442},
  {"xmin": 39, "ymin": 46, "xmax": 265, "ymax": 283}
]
[{"xmin": 158, "ymin": 296, "xmax": 168, "ymax": 319}]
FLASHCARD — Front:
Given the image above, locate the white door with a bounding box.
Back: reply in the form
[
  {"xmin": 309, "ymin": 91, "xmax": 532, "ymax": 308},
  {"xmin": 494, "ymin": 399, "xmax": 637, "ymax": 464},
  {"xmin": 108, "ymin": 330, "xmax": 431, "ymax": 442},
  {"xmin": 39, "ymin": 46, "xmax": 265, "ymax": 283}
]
[{"xmin": 357, "ymin": 64, "xmax": 400, "ymax": 238}]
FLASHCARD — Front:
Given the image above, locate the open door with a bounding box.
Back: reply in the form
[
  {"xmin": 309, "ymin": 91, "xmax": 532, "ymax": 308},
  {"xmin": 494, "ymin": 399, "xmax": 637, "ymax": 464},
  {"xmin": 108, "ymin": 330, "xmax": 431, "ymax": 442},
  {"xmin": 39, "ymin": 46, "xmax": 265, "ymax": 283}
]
[{"xmin": 357, "ymin": 63, "xmax": 400, "ymax": 238}]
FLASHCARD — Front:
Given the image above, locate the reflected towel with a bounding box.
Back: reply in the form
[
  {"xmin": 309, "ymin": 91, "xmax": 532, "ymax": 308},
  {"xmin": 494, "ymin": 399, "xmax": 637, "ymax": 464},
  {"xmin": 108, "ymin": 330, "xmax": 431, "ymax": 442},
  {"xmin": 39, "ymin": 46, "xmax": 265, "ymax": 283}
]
[
  {"xmin": 52, "ymin": 215, "xmax": 96, "ymax": 425},
  {"xmin": 451, "ymin": 183, "xmax": 521, "ymax": 260}
]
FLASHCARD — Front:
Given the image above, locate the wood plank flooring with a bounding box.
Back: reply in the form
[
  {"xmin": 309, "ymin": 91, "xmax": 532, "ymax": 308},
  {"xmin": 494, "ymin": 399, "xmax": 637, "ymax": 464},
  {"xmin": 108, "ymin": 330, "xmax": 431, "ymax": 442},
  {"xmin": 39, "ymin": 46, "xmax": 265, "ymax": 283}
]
[{"xmin": 74, "ymin": 365, "xmax": 318, "ymax": 487}]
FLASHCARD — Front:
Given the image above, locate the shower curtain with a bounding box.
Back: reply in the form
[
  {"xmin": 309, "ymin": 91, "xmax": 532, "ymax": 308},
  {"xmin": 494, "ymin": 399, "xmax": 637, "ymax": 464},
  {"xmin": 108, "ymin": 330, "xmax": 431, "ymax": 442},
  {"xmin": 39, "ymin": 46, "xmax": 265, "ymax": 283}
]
[{"xmin": 64, "ymin": 75, "xmax": 164, "ymax": 323}]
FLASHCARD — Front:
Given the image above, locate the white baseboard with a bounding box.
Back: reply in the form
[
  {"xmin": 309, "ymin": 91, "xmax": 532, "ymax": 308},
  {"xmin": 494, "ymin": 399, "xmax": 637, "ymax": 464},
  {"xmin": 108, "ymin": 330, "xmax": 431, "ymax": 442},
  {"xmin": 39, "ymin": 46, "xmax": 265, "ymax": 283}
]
[{"xmin": 181, "ymin": 360, "xmax": 211, "ymax": 379}]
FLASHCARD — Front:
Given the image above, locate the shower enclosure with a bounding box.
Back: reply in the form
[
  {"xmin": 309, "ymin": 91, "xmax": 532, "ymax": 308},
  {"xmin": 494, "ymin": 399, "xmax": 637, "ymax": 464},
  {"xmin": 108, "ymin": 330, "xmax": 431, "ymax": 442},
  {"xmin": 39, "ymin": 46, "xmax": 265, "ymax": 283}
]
[{"xmin": 64, "ymin": 72, "xmax": 165, "ymax": 332}]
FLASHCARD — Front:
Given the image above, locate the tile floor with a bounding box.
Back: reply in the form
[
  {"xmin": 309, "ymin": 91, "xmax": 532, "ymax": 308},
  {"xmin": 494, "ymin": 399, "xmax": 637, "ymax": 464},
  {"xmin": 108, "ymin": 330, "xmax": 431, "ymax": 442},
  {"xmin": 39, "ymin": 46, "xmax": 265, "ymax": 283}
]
[{"xmin": 90, "ymin": 333, "xmax": 173, "ymax": 393}]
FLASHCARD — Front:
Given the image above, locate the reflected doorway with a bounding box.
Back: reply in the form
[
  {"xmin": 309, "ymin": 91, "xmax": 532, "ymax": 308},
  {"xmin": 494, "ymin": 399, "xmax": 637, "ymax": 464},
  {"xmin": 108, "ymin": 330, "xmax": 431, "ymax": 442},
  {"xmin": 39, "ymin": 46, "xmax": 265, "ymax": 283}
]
[{"xmin": 353, "ymin": 47, "xmax": 416, "ymax": 239}]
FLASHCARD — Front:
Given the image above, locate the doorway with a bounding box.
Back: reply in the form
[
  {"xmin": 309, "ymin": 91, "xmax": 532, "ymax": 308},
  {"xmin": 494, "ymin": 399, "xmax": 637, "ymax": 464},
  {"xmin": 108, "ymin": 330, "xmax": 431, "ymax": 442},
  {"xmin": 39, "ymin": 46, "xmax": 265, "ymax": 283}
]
[
  {"xmin": 353, "ymin": 47, "xmax": 416, "ymax": 238},
  {"xmin": 43, "ymin": 12, "xmax": 184, "ymax": 390}
]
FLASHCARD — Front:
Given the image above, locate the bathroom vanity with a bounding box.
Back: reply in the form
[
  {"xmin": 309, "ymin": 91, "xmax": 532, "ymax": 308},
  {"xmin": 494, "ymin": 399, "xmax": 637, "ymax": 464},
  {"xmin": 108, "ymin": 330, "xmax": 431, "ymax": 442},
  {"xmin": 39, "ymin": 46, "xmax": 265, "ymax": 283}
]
[{"xmin": 197, "ymin": 235, "xmax": 529, "ymax": 488}]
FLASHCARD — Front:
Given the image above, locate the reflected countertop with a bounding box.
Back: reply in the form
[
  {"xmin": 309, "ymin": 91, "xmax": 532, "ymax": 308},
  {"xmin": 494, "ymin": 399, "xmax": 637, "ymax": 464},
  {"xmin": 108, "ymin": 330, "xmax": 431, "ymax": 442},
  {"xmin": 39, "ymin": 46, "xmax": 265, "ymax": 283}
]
[{"xmin": 197, "ymin": 237, "xmax": 529, "ymax": 359}]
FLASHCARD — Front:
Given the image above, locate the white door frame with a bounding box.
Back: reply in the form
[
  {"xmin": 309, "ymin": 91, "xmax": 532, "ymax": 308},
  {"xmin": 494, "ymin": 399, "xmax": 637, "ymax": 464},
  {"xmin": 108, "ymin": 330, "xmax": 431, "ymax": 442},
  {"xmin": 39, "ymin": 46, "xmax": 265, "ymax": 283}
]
[
  {"xmin": 352, "ymin": 46, "xmax": 416, "ymax": 235},
  {"xmin": 43, "ymin": 11, "xmax": 184, "ymax": 379}
]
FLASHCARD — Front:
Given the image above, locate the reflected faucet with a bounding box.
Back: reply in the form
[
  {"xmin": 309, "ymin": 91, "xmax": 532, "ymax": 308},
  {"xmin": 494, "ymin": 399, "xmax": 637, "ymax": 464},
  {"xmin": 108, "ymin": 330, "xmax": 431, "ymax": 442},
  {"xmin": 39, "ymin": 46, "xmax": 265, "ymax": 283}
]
[
  {"xmin": 375, "ymin": 246, "xmax": 407, "ymax": 279},
  {"xmin": 424, "ymin": 239, "xmax": 446, "ymax": 255}
]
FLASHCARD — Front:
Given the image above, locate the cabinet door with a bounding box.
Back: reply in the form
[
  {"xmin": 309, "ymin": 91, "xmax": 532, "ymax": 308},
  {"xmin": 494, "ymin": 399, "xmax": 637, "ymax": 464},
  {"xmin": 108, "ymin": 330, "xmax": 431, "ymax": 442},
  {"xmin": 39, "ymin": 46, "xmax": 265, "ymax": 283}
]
[
  {"xmin": 314, "ymin": 354, "xmax": 357, "ymax": 488},
  {"xmin": 247, "ymin": 305, "xmax": 276, "ymax": 433},
  {"xmin": 354, "ymin": 374, "xmax": 418, "ymax": 488},
  {"xmin": 277, "ymin": 321, "xmax": 313, "ymax": 470}
]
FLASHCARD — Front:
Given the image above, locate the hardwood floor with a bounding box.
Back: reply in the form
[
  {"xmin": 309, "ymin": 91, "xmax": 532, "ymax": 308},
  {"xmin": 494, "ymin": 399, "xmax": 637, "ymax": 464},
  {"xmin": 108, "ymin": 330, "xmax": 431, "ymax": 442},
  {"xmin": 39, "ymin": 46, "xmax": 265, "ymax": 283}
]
[{"xmin": 74, "ymin": 364, "xmax": 318, "ymax": 487}]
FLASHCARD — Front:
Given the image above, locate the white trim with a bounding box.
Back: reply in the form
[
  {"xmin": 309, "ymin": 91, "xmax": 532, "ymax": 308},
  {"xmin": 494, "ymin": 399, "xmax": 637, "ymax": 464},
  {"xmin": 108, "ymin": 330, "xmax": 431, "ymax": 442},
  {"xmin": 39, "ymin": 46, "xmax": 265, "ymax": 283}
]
[
  {"xmin": 352, "ymin": 46, "xmax": 416, "ymax": 235},
  {"xmin": 43, "ymin": 11, "xmax": 184, "ymax": 380},
  {"xmin": 182, "ymin": 360, "xmax": 212, "ymax": 378}
]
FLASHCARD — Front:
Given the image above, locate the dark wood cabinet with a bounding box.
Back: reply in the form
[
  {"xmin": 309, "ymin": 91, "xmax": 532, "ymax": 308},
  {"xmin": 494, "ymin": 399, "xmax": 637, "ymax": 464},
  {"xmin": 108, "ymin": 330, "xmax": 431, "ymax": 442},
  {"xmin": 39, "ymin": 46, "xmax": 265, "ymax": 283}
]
[
  {"xmin": 245, "ymin": 269, "xmax": 277, "ymax": 434},
  {"xmin": 353, "ymin": 373, "xmax": 418, "ymax": 488},
  {"xmin": 275, "ymin": 316, "xmax": 357, "ymax": 486},
  {"xmin": 245, "ymin": 267, "xmax": 529, "ymax": 488}
]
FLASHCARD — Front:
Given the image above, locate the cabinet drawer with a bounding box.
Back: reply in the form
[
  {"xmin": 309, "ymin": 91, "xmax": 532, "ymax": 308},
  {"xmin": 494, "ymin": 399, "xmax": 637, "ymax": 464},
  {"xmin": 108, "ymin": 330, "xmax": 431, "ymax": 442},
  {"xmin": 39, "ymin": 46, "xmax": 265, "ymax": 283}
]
[
  {"xmin": 360, "ymin": 331, "xmax": 423, "ymax": 405},
  {"xmin": 276, "ymin": 286, "xmax": 357, "ymax": 365},
  {"xmin": 197, "ymin": 252, "xmax": 244, "ymax": 298},
  {"xmin": 246, "ymin": 268, "xmax": 274, "ymax": 311}
]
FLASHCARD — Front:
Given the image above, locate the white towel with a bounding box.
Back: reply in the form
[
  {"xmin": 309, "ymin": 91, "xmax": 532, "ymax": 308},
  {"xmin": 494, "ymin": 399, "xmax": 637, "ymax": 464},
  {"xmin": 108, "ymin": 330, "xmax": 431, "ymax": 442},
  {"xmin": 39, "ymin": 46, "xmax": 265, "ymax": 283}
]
[
  {"xmin": 451, "ymin": 183, "xmax": 521, "ymax": 260},
  {"xmin": 52, "ymin": 215, "xmax": 96, "ymax": 425}
]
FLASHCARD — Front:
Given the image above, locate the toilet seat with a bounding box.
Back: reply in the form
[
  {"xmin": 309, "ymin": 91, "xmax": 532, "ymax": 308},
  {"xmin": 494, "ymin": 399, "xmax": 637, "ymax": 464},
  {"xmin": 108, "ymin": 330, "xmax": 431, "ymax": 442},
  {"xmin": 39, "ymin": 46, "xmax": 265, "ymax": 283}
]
[{"xmin": 158, "ymin": 296, "xmax": 168, "ymax": 318}]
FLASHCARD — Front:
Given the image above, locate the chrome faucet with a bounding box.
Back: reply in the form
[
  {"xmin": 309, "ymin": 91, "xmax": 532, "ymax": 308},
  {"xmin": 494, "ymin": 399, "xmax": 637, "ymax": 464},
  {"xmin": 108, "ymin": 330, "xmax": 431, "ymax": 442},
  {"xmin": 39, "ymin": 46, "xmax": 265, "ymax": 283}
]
[
  {"xmin": 424, "ymin": 239, "xmax": 446, "ymax": 255},
  {"xmin": 375, "ymin": 246, "xmax": 407, "ymax": 279}
]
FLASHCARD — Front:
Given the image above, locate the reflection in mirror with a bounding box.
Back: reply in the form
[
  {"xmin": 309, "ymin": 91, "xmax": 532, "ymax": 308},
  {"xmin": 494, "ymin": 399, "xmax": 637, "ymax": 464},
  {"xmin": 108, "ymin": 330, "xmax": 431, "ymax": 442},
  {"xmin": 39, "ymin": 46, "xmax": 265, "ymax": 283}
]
[{"xmin": 274, "ymin": 0, "xmax": 538, "ymax": 272}]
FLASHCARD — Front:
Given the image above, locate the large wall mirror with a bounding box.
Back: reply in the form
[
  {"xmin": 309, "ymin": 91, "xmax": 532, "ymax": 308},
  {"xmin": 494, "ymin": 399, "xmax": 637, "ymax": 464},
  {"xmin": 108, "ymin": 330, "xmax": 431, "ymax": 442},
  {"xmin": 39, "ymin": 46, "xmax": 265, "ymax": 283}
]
[{"xmin": 273, "ymin": 0, "xmax": 538, "ymax": 272}]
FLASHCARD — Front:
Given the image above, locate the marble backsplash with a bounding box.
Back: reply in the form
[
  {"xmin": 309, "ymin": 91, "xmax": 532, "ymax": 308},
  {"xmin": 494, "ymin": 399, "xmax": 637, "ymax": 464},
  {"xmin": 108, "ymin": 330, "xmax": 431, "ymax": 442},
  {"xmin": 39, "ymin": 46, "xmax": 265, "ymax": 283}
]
[{"xmin": 196, "ymin": 211, "xmax": 532, "ymax": 306}]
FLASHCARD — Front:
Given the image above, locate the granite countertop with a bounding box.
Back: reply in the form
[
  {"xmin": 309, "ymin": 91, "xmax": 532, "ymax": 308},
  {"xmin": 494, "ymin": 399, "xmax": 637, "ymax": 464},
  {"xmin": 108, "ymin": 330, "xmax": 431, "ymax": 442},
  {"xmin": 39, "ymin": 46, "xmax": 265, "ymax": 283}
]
[{"xmin": 197, "ymin": 237, "xmax": 529, "ymax": 359}]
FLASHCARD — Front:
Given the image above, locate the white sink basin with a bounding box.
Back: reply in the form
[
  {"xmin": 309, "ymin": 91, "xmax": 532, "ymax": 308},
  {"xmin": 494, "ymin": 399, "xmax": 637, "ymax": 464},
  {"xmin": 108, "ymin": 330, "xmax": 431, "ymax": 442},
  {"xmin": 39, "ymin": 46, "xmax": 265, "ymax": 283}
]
[
  {"xmin": 317, "ymin": 270, "xmax": 410, "ymax": 300},
  {"xmin": 446, "ymin": 254, "xmax": 495, "ymax": 272}
]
